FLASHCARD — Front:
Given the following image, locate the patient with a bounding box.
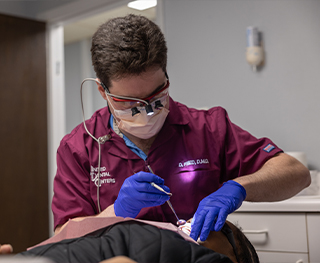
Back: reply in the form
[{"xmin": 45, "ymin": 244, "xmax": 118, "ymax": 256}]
[
  {"xmin": 201, "ymin": 221, "xmax": 259, "ymax": 263},
  {"xmin": 4, "ymin": 218, "xmax": 259, "ymax": 263},
  {"xmin": 179, "ymin": 219, "xmax": 258, "ymax": 263}
]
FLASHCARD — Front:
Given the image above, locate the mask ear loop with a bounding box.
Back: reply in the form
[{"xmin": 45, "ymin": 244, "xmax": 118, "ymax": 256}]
[{"xmin": 80, "ymin": 78, "xmax": 111, "ymax": 213}]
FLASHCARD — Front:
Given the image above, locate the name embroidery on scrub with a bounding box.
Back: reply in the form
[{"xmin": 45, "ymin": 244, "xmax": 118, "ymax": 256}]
[
  {"xmin": 90, "ymin": 166, "xmax": 116, "ymax": 187},
  {"xmin": 179, "ymin": 159, "xmax": 209, "ymax": 168}
]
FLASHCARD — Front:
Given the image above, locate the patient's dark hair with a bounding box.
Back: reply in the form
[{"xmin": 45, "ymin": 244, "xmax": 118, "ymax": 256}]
[{"xmin": 233, "ymin": 225, "xmax": 260, "ymax": 263}]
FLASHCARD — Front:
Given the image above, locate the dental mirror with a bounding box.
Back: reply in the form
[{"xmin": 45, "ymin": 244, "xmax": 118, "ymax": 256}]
[{"xmin": 177, "ymin": 219, "xmax": 187, "ymax": 226}]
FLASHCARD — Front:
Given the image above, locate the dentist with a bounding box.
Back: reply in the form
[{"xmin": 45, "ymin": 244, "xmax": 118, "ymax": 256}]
[{"xmin": 52, "ymin": 14, "xmax": 310, "ymax": 242}]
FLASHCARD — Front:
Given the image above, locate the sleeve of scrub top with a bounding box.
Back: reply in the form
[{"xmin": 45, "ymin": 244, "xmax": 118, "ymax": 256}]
[
  {"xmin": 214, "ymin": 108, "xmax": 283, "ymax": 181},
  {"xmin": 52, "ymin": 140, "xmax": 96, "ymax": 229}
]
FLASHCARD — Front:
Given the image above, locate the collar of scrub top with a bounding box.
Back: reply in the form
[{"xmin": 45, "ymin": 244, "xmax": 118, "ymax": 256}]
[
  {"xmin": 221, "ymin": 223, "xmax": 240, "ymax": 263},
  {"xmin": 100, "ymin": 72, "xmax": 169, "ymax": 116}
]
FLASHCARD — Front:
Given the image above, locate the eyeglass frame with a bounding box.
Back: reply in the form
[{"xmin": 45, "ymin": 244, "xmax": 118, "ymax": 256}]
[{"xmin": 100, "ymin": 72, "xmax": 170, "ymax": 108}]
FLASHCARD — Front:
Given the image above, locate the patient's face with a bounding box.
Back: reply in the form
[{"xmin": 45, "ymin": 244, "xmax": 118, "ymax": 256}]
[
  {"xmin": 198, "ymin": 221, "xmax": 238, "ymax": 263},
  {"xmin": 180, "ymin": 220, "xmax": 238, "ymax": 263}
]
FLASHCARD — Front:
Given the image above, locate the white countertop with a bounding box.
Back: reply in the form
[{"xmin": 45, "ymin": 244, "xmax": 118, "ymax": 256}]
[{"xmin": 237, "ymin": 195, "xmax": 320, "ymax": 212}]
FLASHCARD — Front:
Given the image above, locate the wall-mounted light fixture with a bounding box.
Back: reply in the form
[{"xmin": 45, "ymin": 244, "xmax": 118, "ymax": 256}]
[
  {"xmin": 128, "ymin": 0, "xmax": 157, "ymax": 11},
  {"xmin": 246, "ymin": 26, "xmax": 264, "ymax": 72}
]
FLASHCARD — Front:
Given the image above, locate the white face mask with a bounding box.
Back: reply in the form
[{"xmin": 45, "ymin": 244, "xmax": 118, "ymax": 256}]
[{"xmin": 107, "ymin": 92, "xmax": 170, "ymax": 139}]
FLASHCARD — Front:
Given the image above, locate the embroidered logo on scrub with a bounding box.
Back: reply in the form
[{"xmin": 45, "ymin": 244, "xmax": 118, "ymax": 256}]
[
  {"xmin": 90, "ymin": 166, "xmax": 115, "ymax": 187},
  {"xmin": 179, "ymin": 159, "xmax": 209, "ymax": 168},
  {"xmin": 263, "ymin": 144, "xmax": 275, "ymax": 153}
]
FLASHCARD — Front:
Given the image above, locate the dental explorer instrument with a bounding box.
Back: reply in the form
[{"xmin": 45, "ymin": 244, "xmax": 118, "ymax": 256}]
[
  {"xmin": 147, "ymin": 165, "xmax": 186, "ymax": 226},
  {"xmin": 150, "ymin": 182, "xmax": 172, "ymax": 196}
]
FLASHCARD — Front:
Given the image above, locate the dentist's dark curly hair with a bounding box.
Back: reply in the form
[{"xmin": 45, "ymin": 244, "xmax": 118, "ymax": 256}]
[{"xmin": 91, "ymin": 14, "xmax": 167, "ymax": 88}]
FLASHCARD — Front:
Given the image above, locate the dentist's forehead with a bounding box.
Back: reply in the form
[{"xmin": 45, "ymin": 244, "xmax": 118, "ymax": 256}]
[{"xmin": 108, "ymin": 68, "xmax": 166, "ymax": 98}]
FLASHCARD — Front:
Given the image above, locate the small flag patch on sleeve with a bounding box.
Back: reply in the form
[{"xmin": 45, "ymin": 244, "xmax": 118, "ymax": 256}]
[{"xmin": 263, "ymin": 144, "xmax": 275, "ymax": 153}]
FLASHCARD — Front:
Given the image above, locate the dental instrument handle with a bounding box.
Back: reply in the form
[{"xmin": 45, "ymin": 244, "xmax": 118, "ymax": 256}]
[
  {"xmin": 151, "ymin": 182, "xmax": 172, "ymax": 196},
  {"xmin": 147, "ymin": 165, "xmax": 155, "ymax": 174},
  {"xmin": 147, "ymin": 165, "xmax": 172, "ymax": 196}
]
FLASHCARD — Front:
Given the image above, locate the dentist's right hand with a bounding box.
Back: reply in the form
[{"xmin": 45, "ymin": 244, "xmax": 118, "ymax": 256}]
[{"xmin": 114, "ymin": 171, "xmax": 171, "ymax": 218}]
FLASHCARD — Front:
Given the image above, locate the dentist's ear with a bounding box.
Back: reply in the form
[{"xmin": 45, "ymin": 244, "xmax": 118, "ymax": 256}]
[{"xmin": 96, "ymin": 78, "xmax": 108, "ymax": 100}]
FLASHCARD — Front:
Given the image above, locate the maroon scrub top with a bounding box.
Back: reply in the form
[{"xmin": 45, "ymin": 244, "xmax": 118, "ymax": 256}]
[{"xmin": 52, "ymin": 98, "xmax": 282, "ymax": 229}]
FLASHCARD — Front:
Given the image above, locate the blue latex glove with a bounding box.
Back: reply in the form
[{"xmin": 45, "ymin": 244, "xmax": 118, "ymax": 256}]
[
  {"xmin": 190, "ymin": 180, "xmax": 246, "ymax": 241},
  {"xmin": 114, "ymin": 171, "xmax": 171, "ymax": 218}
]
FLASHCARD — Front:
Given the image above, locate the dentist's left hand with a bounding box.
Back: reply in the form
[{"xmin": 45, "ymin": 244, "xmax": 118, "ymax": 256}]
[
  {"xmin": 114, "ymin": 172, "xmax": 171, "ymax": 218},
  {"xmin": 190, "ymin": 180, "xmax": 246, "ymax": 242}
]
